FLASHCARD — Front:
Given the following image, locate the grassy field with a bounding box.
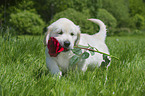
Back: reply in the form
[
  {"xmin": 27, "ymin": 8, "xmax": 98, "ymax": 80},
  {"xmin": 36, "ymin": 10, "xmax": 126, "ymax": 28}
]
[{"xmin": 0, "ymin": 35, "xmax": 145, "ymax": 96}]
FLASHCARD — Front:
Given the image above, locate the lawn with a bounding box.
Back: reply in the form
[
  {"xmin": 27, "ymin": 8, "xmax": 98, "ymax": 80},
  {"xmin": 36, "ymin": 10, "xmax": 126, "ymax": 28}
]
[{"xmin": 0, "ymin": 35, "xmax": 145, "ymax": 96}]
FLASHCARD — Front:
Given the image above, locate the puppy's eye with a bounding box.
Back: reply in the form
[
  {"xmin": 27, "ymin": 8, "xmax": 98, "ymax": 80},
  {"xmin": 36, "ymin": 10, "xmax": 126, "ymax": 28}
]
[
  {"xmin": 71, "ymin": 33, "xmax": 74, "ymax": 36},
  {"xmin": 58, "ymin": 31, "xmax": 63, "ymax": 35}
]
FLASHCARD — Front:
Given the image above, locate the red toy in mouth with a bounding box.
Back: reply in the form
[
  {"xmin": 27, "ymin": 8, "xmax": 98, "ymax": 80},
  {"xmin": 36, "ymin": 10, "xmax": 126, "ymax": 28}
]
[{"xmin": 47, "ymin": 37, "xmax": 68, "ymax": 57}]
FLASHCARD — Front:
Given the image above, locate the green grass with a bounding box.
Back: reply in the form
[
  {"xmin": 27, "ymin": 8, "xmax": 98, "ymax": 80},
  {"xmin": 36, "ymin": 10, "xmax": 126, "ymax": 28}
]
[{"xmin": 0, "ymin": 35, "xmax": 145, "ymax": 96}]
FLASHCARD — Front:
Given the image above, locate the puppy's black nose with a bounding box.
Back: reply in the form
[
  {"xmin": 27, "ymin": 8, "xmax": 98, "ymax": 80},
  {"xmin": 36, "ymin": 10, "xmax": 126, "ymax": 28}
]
[{"xmin": 64, "ymin": 41, "xmax": 70, "ymax": 48}]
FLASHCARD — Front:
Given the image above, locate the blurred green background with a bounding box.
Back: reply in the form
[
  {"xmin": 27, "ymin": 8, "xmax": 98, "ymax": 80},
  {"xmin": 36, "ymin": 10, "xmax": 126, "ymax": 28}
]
[{"xmin": 0, "ymin": 0, "xmax": 145, "ymax": 36}]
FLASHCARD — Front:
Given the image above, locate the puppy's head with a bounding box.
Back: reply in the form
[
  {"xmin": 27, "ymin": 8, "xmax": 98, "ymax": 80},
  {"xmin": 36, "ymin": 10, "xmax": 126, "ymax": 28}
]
[{"xmin": 44, "ymin": 18, "xmax": 80, "ymax": 51}]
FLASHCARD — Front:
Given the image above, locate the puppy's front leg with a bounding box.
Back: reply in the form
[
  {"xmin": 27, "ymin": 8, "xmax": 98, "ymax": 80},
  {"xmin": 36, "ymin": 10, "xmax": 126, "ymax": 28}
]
[{"xmin": 46, "ymin": 57, "xmax": 62, "ymax": 76}]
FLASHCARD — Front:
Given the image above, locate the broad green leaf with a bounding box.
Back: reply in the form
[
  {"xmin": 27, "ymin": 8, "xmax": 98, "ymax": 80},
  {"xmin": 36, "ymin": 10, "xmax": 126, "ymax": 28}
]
[
  {"xmin": 103, "ymin": 54, "xmax": 108, "ymax": 60},
  {"xmin": 103, "ymin": 54, "xmax": 110, "ymax": 62},
  {"xmin": 69, "ymin": 55, "xmax": 80, "ymax": 66},
  {"xmin": 102, "ymin": 54, "xmax": 110, "ymax": 67},
  {"xmin": 72, "ymin": 48, "xmax": 82, "ymax": 55},
  {"xmin": 89, "ymin": 51, "xmax": 95, "ymax": 56},
  {"xmin": 81, "ymin": 52, "xmax": 90, "ymax": 59},
  {"xmin": 89, "ymin": 47, "xmax": 95, "ymax": 56}
]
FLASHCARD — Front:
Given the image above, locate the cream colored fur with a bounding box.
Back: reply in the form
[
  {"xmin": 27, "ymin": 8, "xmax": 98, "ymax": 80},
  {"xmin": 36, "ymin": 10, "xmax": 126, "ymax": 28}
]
[{"xmin": 44, "ymin": 18, "xmax": 110, "ymax": 76}]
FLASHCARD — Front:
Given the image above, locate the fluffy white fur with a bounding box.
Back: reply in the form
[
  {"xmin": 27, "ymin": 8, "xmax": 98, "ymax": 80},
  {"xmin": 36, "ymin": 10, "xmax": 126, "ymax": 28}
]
[{"xmin": 44, "ymin": 18, "xmax": 110, "ymax": 76}]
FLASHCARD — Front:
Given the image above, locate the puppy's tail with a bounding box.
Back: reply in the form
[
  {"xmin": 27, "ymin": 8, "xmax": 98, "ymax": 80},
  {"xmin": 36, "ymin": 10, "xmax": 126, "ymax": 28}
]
[{"xmin": 88, "ymin": 19, "xmax": 107, "ymax": 41}]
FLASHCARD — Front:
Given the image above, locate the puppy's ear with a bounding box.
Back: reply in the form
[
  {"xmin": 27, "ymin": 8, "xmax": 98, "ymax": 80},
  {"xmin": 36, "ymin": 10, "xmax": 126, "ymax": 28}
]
[
  {"xmin": 74, "ymin": 26, "xmax": 81, "ymax": 46},
  {"xmin": 75, "ymin": 33, "xmax": 80, "ymax": 46},
  {"xmin": 43, "ymin": 26, "xmax": 52, "ymax": 46}
]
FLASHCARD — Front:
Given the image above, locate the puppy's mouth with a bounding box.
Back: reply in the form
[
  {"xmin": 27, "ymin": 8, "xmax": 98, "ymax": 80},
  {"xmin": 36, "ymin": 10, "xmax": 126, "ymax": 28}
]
[
  {"xmin": 62, "ymin": 47, "xmax": 70, "ymax": 52},
  {"xmin": 63, "ymin": 49, "xmax": 69, "ymax": 52}
]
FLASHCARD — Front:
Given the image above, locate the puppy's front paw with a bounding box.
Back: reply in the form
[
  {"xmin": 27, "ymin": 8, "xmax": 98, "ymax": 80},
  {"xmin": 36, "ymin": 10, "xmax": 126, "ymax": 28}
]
[
  {"xmin": 59, "ymin": 71, "xmax": 62, "ymax": 79},
  {"xmin": 52, "ymin": 71, "xmax": 62, "ymax": 79}
]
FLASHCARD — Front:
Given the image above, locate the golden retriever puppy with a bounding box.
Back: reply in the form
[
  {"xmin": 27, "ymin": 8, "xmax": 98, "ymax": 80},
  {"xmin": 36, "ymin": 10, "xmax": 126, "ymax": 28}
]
[{"xmin": 44, "ymin": 18, "xmax": 110, "ymax": 76}]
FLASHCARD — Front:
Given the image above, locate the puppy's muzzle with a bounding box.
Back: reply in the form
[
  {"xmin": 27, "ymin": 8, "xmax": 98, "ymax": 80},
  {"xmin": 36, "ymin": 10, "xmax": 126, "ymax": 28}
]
[{"xmin": 64, "ymin": 40, "xmax": 70, "ymax": 48}]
